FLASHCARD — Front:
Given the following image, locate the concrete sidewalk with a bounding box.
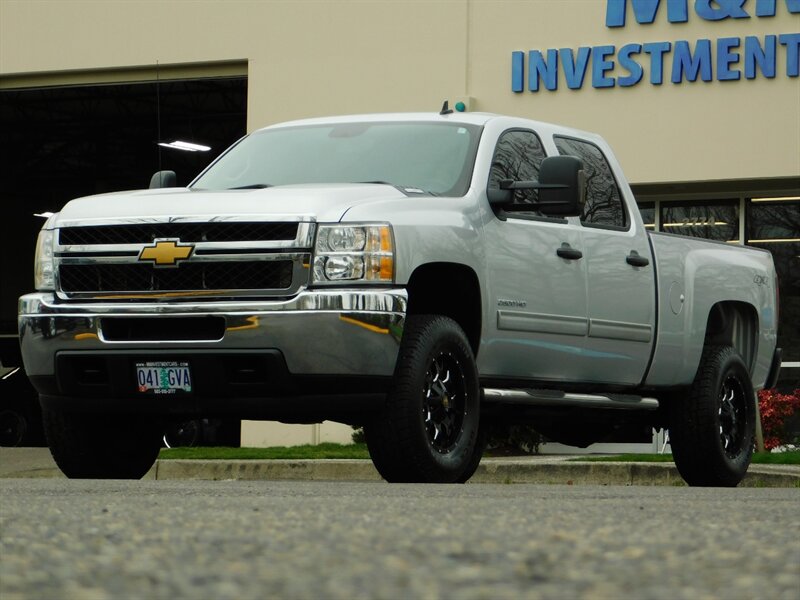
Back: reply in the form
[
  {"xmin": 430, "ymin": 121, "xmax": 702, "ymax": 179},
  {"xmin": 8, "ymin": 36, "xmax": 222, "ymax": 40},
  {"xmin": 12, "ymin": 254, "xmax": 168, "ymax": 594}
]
[{"xmin": 2, "ymin": 447, "xmax": 798, "ymax": 487}]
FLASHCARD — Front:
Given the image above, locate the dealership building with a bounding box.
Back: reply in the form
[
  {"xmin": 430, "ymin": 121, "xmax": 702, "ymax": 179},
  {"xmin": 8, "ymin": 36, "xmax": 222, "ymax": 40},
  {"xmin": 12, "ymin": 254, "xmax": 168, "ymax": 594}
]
[{"xmin": 1, "ymin": 0, "xmax": 797, "ymax": 447}]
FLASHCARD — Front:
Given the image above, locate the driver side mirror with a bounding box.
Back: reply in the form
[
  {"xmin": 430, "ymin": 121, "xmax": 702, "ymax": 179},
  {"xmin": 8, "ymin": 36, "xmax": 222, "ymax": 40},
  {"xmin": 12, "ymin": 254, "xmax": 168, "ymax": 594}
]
[
  {"xmin": 487, "ymin": 155, "xmax": 586, "ymax": 218},
  {"xmin": 536, "ymin": 155, "xmax": 586, "ymax": 217}
]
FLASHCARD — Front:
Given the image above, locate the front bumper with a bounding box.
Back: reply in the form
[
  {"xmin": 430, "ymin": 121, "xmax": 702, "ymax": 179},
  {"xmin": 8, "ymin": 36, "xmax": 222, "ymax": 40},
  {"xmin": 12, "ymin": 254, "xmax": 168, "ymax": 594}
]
[{"xmin": 19, "ymin": 289, "xmax": 406, "ymax": 405}]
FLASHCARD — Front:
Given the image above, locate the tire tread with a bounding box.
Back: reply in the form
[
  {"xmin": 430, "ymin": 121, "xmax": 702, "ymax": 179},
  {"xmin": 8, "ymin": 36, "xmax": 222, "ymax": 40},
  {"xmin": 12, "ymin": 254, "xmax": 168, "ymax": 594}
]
[
  {"xmin": 44, "ymin": 408, "xmax": 161, "ymax": 479},
  {"xmin": 669, "ymin": 345, "xmax": 755, "ymax": 487},
  {"xmin": 365, "ymin": 315, "xmax": 479, "ymax": 483}
]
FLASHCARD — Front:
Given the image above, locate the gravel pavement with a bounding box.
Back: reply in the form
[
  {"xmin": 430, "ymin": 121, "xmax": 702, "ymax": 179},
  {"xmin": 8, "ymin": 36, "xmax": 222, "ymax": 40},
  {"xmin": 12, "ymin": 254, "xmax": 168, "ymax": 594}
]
[{"xmin": 1, "ymin": 479, "xmax": 798, "ymax": 600}]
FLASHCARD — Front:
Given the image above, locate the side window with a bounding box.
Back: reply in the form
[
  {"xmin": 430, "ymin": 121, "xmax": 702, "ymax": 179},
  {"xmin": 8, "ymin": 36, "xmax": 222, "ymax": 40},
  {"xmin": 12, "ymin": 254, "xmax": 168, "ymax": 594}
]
[
  {"xmin": 488, "ymin": 129, "xmax": 546, "ymax": 210},
  {"xmin": 554, "ymin": 137, "xmax": 627, "ymax": 229}
]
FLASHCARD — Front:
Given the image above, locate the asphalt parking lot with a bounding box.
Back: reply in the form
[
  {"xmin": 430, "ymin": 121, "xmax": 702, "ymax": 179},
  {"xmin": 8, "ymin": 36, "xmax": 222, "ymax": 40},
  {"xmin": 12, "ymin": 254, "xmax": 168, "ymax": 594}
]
[{"xmin": 1, "ymin": 479, "xmax": 798, "ymax": 600}]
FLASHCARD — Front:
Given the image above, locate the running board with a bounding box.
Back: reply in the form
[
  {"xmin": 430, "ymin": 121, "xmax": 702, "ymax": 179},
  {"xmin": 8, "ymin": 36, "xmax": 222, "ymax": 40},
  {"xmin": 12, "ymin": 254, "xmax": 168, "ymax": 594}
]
[{"xmin": 482, "ymin": 388, "xmax": 659, "ymax": 411}]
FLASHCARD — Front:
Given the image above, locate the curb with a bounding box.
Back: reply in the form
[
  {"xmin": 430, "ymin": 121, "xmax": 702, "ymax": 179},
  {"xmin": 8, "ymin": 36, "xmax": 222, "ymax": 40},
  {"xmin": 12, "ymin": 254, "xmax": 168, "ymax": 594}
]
[
  {"xmin": 3, "ymin": 448, "xmax": 798, "ymax": 487},
  {"xmin": 148, "ymin": 459, "xmax": 800, "ymax": 487},
  {"xmin": 152, "ymin": 459, "xmax": 381, "ymax": 482}
]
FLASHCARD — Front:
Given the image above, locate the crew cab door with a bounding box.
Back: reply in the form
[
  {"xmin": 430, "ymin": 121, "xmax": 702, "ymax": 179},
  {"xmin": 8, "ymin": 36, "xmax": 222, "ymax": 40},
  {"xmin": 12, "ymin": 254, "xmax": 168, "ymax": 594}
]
[
  {"xmin": 555, "ymin": 136, "xmax": 656, "ymax": 385},
  {"xmin": 481, "ymin": 129, "xmax": 589, "ymax": 382}
]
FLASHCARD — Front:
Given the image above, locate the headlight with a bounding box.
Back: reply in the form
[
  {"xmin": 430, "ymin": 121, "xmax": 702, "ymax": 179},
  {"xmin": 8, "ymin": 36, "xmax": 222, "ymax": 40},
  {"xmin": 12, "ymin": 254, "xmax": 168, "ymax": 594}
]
[
  {"xmin": 313, "ymin": 224, "xmax": 394, "ymax": 284},
  {"xmin": 34, "ymin": 228, "xmax": 56, "ymax": 290}
]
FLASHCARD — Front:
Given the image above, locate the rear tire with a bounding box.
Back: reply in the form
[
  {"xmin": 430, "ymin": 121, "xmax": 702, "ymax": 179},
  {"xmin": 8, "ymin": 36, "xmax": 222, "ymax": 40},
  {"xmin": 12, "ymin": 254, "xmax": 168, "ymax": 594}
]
[
  {"xmin": 669, "ymin": 345, "xmax": 755, "ymax": 487},
  {"xmin": 163, "ymin": 419, "xmax": 203, "ymax": 448},
  {"xmin": 365, "ymin": 315, "xmax": 480, "ymax": 483},
  {"xmin": 43, "ymin": 408, "xmax": 162, "ymax": 479},
  {"xmin": 0, "ymin": 408, "xmax": 27, "ymax": 447}
]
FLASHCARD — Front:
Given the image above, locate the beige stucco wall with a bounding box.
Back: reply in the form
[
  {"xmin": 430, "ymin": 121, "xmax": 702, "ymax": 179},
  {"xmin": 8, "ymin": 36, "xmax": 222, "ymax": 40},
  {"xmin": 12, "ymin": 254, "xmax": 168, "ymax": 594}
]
[
  {"xmin": 240, "ymin": 421, "xmax": 354, "ymax": 447},
  {"xmin": 1, "ymin": 0, "xmax": 798, "ymax": 184}
]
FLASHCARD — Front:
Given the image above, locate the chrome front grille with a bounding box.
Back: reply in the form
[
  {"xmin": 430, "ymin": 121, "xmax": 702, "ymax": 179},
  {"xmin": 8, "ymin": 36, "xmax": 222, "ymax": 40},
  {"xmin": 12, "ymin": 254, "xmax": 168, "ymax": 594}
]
[{"xmin": 54, "ymin": 219, "xmax": 314, "ymax": 299}]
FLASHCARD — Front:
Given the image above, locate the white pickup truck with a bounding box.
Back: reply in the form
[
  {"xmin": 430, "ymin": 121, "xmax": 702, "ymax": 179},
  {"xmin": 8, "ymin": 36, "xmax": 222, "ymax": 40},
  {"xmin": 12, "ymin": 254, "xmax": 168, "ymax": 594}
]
[{"xmin": 19, "ymin": 111, "xmax": 781, "ymax": 486}]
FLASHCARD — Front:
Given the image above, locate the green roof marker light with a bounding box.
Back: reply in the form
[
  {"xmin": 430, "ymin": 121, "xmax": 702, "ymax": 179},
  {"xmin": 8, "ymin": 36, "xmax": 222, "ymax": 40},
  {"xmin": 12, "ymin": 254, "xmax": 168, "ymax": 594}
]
[{"xmin": 455, "ymin": 101, "xmax": 466, "ymax": 112}]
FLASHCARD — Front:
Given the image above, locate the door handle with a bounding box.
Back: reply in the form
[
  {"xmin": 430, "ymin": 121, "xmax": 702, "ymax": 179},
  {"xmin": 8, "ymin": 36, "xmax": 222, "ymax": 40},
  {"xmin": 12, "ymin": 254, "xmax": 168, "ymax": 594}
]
[
  {"xmin": 556, "ymin": 244, "xmax": 583, "ymax": 260},
  {"xmin": 626, "ymin": 251, "xmax": 650, "ymax": 267}
]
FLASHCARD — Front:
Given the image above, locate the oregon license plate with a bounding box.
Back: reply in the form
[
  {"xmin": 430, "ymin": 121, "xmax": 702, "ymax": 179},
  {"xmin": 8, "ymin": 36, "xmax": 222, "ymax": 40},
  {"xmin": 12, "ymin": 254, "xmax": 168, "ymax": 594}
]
[{"xmin": 135, "ymin": 361, "xmax": 192, "ymax": 394}]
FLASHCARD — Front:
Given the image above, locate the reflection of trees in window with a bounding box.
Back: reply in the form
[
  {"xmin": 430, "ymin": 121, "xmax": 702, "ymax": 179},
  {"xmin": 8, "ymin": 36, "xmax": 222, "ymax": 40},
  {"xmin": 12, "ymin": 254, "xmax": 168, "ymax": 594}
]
[
  {"xmin": 659, "ymin": 201, "xmax": 739, "ymax": 242},
  {"xmin": 488, "ymin": 130, "xmax": 546, "ymax": 206},
  {"xmin": 747, "ymin": 202, "xmax": 800, "ymax": 242},
  {"xmin": 747, "ymin": 201, "xmax": 800, "ymax": 362},
  {"xmin": 554, "ymin": 137, "xmax": 625, "ymax": 228}
]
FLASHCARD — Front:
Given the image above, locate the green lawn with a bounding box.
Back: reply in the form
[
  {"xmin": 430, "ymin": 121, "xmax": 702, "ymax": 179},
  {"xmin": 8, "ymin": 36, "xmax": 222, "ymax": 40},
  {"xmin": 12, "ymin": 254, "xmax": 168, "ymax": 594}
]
[
  {"xmin": 160, "ymin": 445, "xmax": 799, "ymax": 464},
  {"xmin": 159, "ymin": 443, "xmax": 370, "ymax": 460},
  {"xmin": 159, "ymin": 443, "xmax": 800, "ymax": 465}
]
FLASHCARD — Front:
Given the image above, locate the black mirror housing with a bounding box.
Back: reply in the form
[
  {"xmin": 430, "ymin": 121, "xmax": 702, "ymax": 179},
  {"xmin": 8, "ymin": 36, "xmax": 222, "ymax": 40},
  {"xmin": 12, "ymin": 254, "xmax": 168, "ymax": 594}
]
[
  {"xmin": 536, "ymin": 156, "xmax": 585, "ymax": 217},
  {"xmin": 149, "ymin": 170, "xmax": 177, "ymax": 189},
  {"xmin": 487, "ymin": 187, "xmax": 513, "ymax": 205},
  {"xmin": 486, "ymin": 156, "xmax": 585, "ymax": 217}
]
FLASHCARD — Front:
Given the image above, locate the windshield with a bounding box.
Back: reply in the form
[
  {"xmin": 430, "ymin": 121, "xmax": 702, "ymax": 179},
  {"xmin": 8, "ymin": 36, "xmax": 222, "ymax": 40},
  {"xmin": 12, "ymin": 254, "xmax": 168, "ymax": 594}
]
[{"xmin": 191, "ymin": 121, "xmax": 481, "ymax": 196}]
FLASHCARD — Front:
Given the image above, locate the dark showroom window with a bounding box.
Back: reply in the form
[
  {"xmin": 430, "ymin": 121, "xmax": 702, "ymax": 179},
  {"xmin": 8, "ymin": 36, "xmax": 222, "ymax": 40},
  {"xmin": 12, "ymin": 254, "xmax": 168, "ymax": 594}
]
[
  {"xmin": 638, "ymin": 202, "xmax": 655, "ymax": 230},
  {"xmin": 660, "ymin": 200, "xmax": 740, "ymax": 243},
  {"xmin": 747, "ymin": 197, "xmax": 800, "ymax": 365}
]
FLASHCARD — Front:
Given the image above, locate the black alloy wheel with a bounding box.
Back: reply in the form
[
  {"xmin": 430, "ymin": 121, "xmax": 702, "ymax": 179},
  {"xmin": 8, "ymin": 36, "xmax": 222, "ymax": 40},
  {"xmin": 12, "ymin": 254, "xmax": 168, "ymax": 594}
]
[
  {"xmin": 365, "ymin": 315, "xmax": 480, "ymax": 483},
  {"xmin": 0, "ymin": 409, "xmax": 27, "ymax": 447},
  {"xmin": 423, "ymin": 351, "xmax": 468, "ymax": 454},
  {"xmin": 163, "ymin": 419, "xmax": 203, "ymax": 448},
  {"xmin": 718, "ymin": 373, "xmax": 748, "ymax": 459}
]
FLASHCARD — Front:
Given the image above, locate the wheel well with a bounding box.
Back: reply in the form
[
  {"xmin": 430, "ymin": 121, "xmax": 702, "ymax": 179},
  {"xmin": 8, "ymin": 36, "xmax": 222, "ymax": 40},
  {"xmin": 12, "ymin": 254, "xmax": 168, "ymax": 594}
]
[
  {"xmin": 405, "ymin": 263, "xmax": 481, "ymax": 356},
  {"xmin": 705, "ymin": 302, "xmax": 759, "ymax": 374}
]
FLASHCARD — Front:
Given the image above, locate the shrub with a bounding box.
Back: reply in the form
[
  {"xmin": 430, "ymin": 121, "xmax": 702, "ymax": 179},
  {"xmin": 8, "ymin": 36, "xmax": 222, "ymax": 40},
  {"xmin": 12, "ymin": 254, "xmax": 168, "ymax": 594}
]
[
  {"xmin": 351, "ymin": 426, "xmax": 365, "ymax": 444},
  {"xmin": 487, "ymin": 424, "xmax": 545, "ymax": 455},
  {"xmin": 758, "ymin": 389, "xmax": 800, "ymax": 450}
]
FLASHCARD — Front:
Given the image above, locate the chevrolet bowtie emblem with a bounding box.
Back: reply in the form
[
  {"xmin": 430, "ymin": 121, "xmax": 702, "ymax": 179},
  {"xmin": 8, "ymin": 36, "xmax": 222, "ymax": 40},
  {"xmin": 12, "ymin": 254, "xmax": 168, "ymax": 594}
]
[{"xmin": 139, "ymin": 239, "xmax": 194, "ymax": 267}]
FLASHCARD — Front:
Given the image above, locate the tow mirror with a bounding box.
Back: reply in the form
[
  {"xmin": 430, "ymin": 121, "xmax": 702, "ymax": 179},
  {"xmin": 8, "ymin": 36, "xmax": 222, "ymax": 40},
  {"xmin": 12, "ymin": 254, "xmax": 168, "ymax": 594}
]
[
  {"xmin": 149, "ymin": 170, "xmax": 177, "ymax": 189},
  {"xmin": 487, "ymin": 155, "xmax": 586, "ymax": 217},
  {"xmin": 536, "ymin": 156, "xmax": 586, "ymax": 217}
]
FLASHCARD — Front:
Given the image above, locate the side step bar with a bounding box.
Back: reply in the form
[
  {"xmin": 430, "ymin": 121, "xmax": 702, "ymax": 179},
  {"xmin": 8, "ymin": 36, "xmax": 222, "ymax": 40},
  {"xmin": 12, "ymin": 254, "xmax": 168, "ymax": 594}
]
[{"xmin": 483, "ymin": 388, "xmax": 659, "ymax": 411}]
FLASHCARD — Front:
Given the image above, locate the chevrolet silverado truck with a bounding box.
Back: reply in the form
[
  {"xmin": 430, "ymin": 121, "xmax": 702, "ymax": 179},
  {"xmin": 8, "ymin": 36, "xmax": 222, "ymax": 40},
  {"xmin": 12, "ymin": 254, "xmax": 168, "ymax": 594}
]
[{"xmin": 19, "ymin": 111, "xmax": 781, "ymax": 486}]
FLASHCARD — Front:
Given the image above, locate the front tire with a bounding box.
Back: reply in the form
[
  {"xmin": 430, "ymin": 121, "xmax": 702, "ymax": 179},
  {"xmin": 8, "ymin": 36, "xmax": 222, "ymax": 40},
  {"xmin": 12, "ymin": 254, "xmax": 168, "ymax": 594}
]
[
  {"xmin": 669, "ymin": 345, "xmax": 756, "ymax": 487},
  {"xmin": 455, "ymin": 426, "xmax": 488, "ymax": 483},
  {"xmin": 365, "ymin": 315, "xmax": 480, "ymax": 483},
  {"xmin": 43, "ymin": 408, "xmax": 162, "ymax": 479}
]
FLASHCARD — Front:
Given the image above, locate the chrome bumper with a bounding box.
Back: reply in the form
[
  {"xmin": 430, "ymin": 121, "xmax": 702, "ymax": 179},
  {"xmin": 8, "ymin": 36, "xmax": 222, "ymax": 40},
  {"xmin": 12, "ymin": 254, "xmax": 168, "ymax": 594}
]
[{"xmin": 18, "ymin": 290, "xmax": 406, "ymax": 378}]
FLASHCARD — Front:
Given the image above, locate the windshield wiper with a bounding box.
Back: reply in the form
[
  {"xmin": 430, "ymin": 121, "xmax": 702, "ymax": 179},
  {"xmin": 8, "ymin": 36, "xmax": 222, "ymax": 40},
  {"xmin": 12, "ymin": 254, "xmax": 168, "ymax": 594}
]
[{"xmin": 228, "ymin": 183, "xmax": 272, "ymax": 190}]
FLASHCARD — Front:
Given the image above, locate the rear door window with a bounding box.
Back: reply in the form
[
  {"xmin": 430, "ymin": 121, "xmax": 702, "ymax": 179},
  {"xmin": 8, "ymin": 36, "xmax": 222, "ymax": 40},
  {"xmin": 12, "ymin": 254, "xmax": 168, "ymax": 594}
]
[{"xmin": 554, "ymin": 137, "xmax": 627, "ymax": 229}]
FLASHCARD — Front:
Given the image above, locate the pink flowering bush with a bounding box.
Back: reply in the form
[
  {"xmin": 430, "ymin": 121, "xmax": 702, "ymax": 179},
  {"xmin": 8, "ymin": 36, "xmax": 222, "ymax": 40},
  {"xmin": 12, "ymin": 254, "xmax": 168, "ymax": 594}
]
[{"xmin": 758, "ymin": 389, "xmax": 800, "ymax": 450}]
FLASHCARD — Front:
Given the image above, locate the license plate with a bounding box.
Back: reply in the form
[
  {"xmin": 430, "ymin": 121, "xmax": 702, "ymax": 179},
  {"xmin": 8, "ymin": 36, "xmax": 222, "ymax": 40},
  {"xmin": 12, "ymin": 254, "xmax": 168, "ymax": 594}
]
[{"xmin": 135, "ymin": 361, "xmax": 192, "ymax": 394}]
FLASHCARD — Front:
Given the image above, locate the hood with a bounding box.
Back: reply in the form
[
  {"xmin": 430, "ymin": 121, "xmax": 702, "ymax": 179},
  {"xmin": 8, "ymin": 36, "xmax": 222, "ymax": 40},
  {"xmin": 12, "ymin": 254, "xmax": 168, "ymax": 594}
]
[{"xmin": 53, "ymin": 183, "xmax": 410, "ymax": 226}]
